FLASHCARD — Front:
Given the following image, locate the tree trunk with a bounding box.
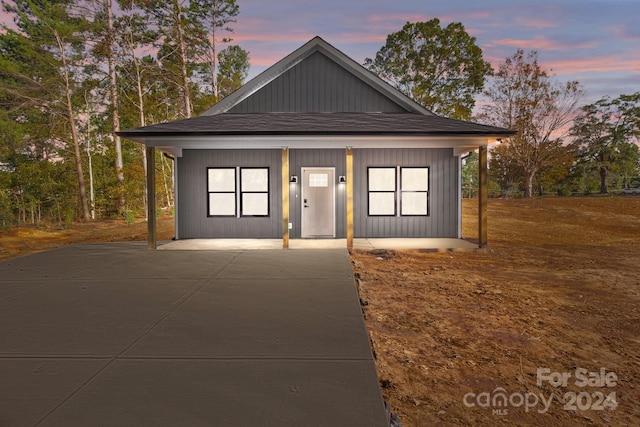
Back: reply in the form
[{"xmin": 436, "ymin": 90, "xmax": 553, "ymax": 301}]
[
  {"xmin": 123, "ymin": 20, "xmax": 149, "ymax": 219},
  {"xmin": 134, "ymin": 53, "xmax": 149, "ymax": 219},
  {"xmin": 87, "ymin": 135, "xmax": 96, "ymax": 220},
  {"xmin": 85, "ymin": 97, "xmax": 96, "ymax": 220},
  {"xmin": 599, "ymin": 166, "xmax": 608, "ymax": 194},
  {"xmin": 523, "ymin": 170, "xmax": 535, "ymax": 198},
  {"xmin": 173, "ymin": 0, "xmax": 192, "ymax": 118},
  {"xmin": 211, "ymin": 18, "xmax": 218, "ymax": 98},
  {"xmin": 107, "ymin": 0, "xmax": 125, "ymax": 213},
  {"xmin": 161, "ymin": 153, "xmax": 172, "ymax": 208},
  {"xmin": 55, "ymin": 30, "xmax": 90, "ymax": 221},
  {"xmin": 68, "ymin": 99, "xmax": 90, "ymax": 221}
]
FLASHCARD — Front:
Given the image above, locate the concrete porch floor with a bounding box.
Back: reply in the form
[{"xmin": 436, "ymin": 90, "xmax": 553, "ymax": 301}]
[{"xmin": 158, "ymin": 238, "xmax": 479, "ymax": 251}]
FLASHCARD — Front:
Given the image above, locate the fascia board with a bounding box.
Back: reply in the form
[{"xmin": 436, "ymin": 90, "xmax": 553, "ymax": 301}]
[{"xmin": 141, "ymin": 135, "xmax": 490, "ymax": 151}]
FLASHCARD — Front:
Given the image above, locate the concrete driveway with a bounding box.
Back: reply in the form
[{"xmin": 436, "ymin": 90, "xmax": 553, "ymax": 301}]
[{"xmin": 0, "ymin": 243, "xmax": 387, "ymax": 426}]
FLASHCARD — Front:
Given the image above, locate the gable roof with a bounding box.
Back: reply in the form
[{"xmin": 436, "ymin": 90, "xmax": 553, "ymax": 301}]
[
  {"xmin": 224, "ymin": 51, "xmax": 410, "ymax": 114},
  {"xmin": 118, "ymin": 36, "xmax": 515, "ymax": 151},
  {"xmin": 201, "ymin": 36, "xmax": 432, "ymax": 116}
]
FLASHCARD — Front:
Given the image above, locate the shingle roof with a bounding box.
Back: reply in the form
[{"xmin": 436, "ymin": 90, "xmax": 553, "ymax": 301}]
[
  {"xmin": 118, "ymin": 36, "xmax": 515, "ymax": 144},
  {"xmin": 119, "ymin": 112, "xmax": 515, "ymax": 138}
]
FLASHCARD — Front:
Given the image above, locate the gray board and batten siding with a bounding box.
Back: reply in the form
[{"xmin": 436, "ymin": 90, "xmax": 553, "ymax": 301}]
[
  {"xmin": 177, "ymin": 149, "xmax": 282, "ymax": 239},
  {"xmin": 228, "ymin": 51, "xmax": 408, "ymax": 114},
  {"xmin": 177, "ymin": 147, "xmax": 458, "ymax": 240},
  {"xmin": 354, "ymin": 148, "xmax": 459, "ymax": 239}
]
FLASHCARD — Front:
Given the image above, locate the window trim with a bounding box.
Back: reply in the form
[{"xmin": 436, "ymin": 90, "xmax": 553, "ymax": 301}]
[
  {"xmin": 367, "ymin": 166, "xmax": 431, "ymax": 217},
  {"xmin": 400, "ymin": 166, "xmax": 430, "ymax": 217},
  {"xmin": 207, "ymin": 167, "xmax": 237, "ymax": 217},
  {"xmin": 367, "ymin": 166, "xmax": 397, "ymax": 217},
  {"xmin": 240, "ymin": 167, "xmax": 270, "ymax": 217}
]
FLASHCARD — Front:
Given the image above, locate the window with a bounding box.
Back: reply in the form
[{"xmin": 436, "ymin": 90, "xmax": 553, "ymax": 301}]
[
  {"xmin": 207, "ymin": 168, "xmax": 236, "ymax": 216},
  {"xmin": 308, "ymin": 173, "xmax": 328, "ymax": 187},
  {"xmin": 367, "ymin": 166, "xmax": 430, "ymax": 217},
  {"xmin": 240, "ymin": 168, "xmax": 269, "ymax": 216},
  {"xmin": 207, "ymin": 167, "xmax": 270, "ymax": 217},
  {"xmin": 368, "ymin": 167, "xmax": 396, "ymax": 216},
  {"xmin": 401, "ymin": 167, "xmax": 429, "ymax": 216}
]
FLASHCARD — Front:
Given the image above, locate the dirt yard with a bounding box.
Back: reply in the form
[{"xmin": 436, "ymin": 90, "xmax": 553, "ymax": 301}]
[
  {"xmin": 0, "ymin": 216, "xmax": 175, "ymax": 260},
  {"xmin": 1, "ymin": 199, "xmax": 639, "ymax": 426},
  {"xmin": 352, "ymin": 197, "xmax": 640, "ymax": 426}
]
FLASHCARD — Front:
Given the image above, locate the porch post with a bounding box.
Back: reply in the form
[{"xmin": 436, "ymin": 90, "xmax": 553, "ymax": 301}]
[
  {"xmin": 282, "ymin": 147, "xmax": 290, "ymax": 249},
  {"xmin": 146, "ymin": 146, "xmax": 157, "ymax": 250},
  {"xmin": 478, "ymin": 145, "xmax": 488, "ymax": 247},
  {"xmin": 346, "ymin": 147, "xmax": 354, "ymax": 250}
]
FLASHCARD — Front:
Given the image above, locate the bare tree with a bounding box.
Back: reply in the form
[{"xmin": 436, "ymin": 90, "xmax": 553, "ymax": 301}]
[{"xmin": 480, "ymin": 50, "xmax": 583, "ymax": 197}]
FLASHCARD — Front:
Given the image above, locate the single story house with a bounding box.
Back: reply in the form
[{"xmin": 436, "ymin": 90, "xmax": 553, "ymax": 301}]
[{"xmin": 119, "ymin": 36, "xmax": 514, "ymax": 249}]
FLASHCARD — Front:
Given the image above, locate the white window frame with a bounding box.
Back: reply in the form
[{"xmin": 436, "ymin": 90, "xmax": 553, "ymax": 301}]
[
  {"xmin": 368, "ymin": 167, "xmax": 397, "ymax": 216},
  {"xmin": 207, "ymin": 167, "xmax": 270, "ymax": 217},
  {"xmin": 207, "ymin": 167, "xmax": 237, "ymax": 217},
  {"xmin": 240, "ymin": 167, "xmax": 270, "ymax": 217},
  {"xmin": 400, "ymin": 167, "xmax": 429, "ymax": 216},
  {"xmin": 367, "ymin": 166, "xmax": 430, "ymax": 217}
]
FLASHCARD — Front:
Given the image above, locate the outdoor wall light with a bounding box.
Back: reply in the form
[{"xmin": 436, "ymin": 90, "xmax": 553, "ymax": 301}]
[
  {"xmin": 290, "ymin": 175, "xmax": 298, "ymax": 183},
  {"xmin": 338, "ymin": 175, "xmax": 346, "ymax": 184}
]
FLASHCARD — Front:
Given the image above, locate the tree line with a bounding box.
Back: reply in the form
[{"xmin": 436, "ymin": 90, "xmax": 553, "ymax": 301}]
[
  {"xmin": 0, "ymin": 0, "xmax": 247, "ymax": 227},
  {"xmin": 366, "ymin": 20, "xmax": 640, "ymax": 198},
  {"xmin": 2, "ymin": 14, "xmax": 639, "ymax": 228}
]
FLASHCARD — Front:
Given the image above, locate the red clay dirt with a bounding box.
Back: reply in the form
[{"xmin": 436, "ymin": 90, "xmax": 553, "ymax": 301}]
[
  {"xmin": 351, "ymin": 197, "xmax": 640, "ymax": 426},
  {"xmin": 0, "ymin": 216, "xmax": 175, "ymax": 260}
]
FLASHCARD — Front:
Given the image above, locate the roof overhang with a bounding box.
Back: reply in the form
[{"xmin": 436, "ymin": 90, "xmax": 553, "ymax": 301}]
[
  {"xmin": 118, "ymin": 112, "xmax": 516, "ymax": 149},
  {"xmin": 130, "ymin": 135, "xmax": 499, "ymax": 158}
]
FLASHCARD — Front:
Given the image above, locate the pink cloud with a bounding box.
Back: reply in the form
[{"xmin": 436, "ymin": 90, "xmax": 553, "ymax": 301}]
[
  {"xmin": 490, "ymin": 35, "xmax": 598, "ymax": 51},
  {"xmin": 513, "ymin": 16, "xmax": 557, "ymax": 29},
  {"xmin": 365, "ymin": 13, "xmax": 430, "ymax": 24},
  {"xmin": 547, "ymin": 55, "xmax": 640, "ymax": 75},
  {"xmin": 484, "ymin": 51, "xmax": 640, "ymax": 77},
  {"xmin": 233, "ymin": 32, "xmax": 388, "ymax": 68},
  {"xmin": 232, "ymin": 32, "xmax": 314, "ymax": 44},
  {"xmin": 612, "ymin": 23, "xmax": 640, "ymax": 41},
  {"xmin": 362, "ymin": 11, "xmax": 492, "ymax": 32}
]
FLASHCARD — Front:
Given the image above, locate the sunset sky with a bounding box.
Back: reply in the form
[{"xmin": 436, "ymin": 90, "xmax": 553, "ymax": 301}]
[
  {"xmin": 2, "ymin": 0, "xmax": 638, "ymax": 105},
  {"xmin": 231, "ymin": 0, "xmax": 640, "ymax": 105}
]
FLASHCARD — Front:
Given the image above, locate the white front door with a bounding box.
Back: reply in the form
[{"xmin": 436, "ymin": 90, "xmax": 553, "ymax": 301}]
[{"xmin": 301, "ymin": 168, "xmax": 335, "ymax": 238}]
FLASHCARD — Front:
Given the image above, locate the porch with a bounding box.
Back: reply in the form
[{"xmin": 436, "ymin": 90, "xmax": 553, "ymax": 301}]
[{"xmin": 157, "ymin": 238, "xmax": 479, "ymax": 251}]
